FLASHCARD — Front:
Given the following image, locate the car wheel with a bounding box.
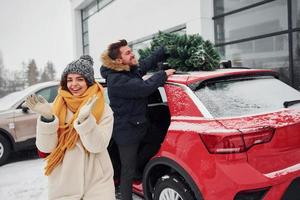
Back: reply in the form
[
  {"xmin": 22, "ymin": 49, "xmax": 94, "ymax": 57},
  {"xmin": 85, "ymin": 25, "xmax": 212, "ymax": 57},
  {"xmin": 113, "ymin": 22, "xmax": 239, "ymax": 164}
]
[
  {"xmin": 153, "ymin": 174, "xmax": 195, "ymax": 200},
  {"xmin": 0, "ymin": 135, "xmax": 11, "ymax": 166}
]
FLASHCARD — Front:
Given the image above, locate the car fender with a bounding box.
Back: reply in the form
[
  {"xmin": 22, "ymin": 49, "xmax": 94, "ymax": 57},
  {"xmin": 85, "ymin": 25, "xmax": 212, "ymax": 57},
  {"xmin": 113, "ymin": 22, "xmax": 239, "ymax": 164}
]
[
  {"xmin": 0, "ymin": 128, "xmax": 15, "ymax": 150},
  {"xmin": 143, "ymin": 156, "xmax": 203, "ymax": 200}
]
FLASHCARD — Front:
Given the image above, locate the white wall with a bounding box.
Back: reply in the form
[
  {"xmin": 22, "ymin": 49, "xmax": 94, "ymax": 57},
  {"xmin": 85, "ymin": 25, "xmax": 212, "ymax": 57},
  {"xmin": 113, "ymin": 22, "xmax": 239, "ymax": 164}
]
[{"xmin": 71, "ymin": 0, "xmax": 214, "ymax": 78}]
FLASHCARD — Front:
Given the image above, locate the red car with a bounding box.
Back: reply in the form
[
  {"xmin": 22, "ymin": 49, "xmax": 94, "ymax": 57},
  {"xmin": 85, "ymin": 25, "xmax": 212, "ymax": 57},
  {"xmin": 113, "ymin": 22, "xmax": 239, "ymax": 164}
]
[{"xmin": 109, "ymin": 68, "xmax": 300, "ymax": 200}]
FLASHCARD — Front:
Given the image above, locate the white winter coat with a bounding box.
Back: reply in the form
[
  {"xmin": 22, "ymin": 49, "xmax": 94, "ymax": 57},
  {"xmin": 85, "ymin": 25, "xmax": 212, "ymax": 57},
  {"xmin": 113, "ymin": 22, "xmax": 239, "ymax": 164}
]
[{"xmin": 36, "ymin": 104, "xmax": 115, "ymax": 200}]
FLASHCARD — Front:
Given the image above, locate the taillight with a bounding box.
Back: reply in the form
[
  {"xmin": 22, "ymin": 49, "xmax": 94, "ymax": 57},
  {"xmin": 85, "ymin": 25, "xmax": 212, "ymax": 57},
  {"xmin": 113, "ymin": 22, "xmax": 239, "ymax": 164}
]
[
  {"xmin": 199, "ymin": 127, "xmax": 275, "ymax": 154},
  {"xmin": 241, "ymin": 127, "xmax": 275, "ymax": 150}
]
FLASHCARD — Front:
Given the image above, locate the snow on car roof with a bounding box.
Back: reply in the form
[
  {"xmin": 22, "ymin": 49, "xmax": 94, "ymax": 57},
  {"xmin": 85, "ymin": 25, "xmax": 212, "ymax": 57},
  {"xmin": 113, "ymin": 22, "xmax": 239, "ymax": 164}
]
[
  {"xmin": 167, "ymin": 68, "xmax": 277, "ymax": 85},
  {"xmin": 0, "ymin": 81, "xmax": 59, "ymax": 110}
]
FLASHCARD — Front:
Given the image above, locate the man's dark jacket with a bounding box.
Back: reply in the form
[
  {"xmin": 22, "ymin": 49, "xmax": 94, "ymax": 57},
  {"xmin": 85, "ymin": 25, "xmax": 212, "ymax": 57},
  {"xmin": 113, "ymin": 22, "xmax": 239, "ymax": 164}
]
[{"xmin": 100, "ymin": 47, "xmax": 168, "ymax": 145}]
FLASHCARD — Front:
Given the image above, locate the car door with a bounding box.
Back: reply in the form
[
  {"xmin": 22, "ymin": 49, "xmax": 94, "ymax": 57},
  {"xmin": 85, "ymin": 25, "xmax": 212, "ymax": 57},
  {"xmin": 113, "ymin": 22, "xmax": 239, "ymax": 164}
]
[{"xmin": 13, "ymin": 85, "xmax": 58, "ymax": 144}]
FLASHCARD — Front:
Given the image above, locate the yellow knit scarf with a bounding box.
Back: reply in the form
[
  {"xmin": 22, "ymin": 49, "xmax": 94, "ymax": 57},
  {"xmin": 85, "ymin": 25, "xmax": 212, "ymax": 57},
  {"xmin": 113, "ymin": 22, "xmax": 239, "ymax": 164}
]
[{"xmin": 44, "ymin": 82, "xmax": 105, "ymax": 176}]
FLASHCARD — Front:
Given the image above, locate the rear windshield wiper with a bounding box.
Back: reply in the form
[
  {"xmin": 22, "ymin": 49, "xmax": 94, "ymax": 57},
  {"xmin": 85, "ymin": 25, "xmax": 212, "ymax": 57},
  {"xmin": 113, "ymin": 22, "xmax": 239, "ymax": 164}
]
[{"xmin": 283, "ymin": 100, "xmax": 300, "ymax": 108}]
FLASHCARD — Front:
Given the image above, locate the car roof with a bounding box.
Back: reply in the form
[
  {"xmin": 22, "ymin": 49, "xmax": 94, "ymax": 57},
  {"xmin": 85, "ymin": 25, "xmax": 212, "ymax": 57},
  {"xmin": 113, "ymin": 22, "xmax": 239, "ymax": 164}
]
[
  {"xmin": 166, "ymin": 68, "xmax": 277, "ymax": 85},
  {"xmin": 0, "ymin": 81, "xmax": 59, "ymax": 111},
  {"xmin": 22, "ymin": 81, "xmax": 59, "ymax": 93},
  {"xmin": 95, "ymin": 78, "xmax": 106, "ymax": 84}
]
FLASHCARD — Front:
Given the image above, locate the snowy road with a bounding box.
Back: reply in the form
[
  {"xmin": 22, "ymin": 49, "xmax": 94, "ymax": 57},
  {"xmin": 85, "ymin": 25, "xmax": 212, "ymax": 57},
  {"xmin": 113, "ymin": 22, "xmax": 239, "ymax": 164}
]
[{"xmin": 0, "ymin": 151, "xmax": 142, "ymax": 200}]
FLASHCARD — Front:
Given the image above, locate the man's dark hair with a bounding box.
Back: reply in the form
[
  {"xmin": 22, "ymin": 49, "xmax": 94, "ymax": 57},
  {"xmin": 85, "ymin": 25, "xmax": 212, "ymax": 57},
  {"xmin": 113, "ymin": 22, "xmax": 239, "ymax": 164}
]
[{"xmin": 108, "ymin": 39, "xmax": 127, "ymax": 60}]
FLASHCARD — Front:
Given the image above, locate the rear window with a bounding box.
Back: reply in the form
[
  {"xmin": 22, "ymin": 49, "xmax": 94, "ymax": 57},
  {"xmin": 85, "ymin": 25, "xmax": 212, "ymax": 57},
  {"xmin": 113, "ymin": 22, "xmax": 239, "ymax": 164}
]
[{"xmin": 192, "ymin": 76, "xmax": 300, "ymax": 118}]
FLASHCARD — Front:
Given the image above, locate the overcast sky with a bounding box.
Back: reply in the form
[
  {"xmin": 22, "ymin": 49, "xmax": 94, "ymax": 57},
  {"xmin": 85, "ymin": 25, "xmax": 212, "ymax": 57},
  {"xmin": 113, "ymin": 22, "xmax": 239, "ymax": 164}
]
[{"xmin": 0, "ymin": 0, "xmax": 74, "ymax": 78}]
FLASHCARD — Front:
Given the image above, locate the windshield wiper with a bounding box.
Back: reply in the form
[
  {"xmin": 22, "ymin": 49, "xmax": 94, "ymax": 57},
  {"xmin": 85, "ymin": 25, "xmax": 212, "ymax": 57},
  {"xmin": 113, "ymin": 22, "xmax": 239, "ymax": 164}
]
[{"xmin": 283, "ymin": 100, "xmax": 300, "ymax": 108}]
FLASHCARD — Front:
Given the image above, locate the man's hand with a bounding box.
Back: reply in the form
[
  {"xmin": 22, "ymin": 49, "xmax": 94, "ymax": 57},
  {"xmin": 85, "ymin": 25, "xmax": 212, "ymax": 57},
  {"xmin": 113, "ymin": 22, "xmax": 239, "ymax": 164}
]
[
  {"xmin": 77, "ymin": 95, "xmax": 98, "ymax": 124},
  {"xmin": 165, "ymin": 69, "xmax": 176, "ymax": 76},
  {"xmin": 24, "ymin": 95, "xmax": 53, "ymax": 120}
]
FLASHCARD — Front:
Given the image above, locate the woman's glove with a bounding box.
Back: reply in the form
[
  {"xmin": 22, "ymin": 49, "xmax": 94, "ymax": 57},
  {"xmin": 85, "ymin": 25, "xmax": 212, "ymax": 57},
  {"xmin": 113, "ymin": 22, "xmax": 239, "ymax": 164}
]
[
  {"xmin": 77, "ymin": 95, "xmax": 98, "ymax": 124},
  {"xmin": 24, "ymin": 94, "xmax": 53, "ymax": 120}
]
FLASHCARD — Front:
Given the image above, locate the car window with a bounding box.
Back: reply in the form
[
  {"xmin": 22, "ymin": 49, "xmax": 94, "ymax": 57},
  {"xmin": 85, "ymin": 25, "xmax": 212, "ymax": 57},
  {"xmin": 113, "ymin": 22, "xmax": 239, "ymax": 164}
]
[
  {"xmin": 193, "ymin": 76, "xmax": 300, "ymax": 118},
  {"xmin": 158, "ymin": 87, "xmax": 167, "ymax": 103},
  {"xmin": 36, "ymin": 86, "xmax": 58, "ymax": 103},
  {"xmin": 148, "ymin": 87, "xmax": 167, "ymax": 105},
  {"xmin": 99, "ymin": 86, "xmax": 166, "ymax": 106},
  {"xmin": 102, "ymin": 88, "xmax": 110, "ymax": 104}
]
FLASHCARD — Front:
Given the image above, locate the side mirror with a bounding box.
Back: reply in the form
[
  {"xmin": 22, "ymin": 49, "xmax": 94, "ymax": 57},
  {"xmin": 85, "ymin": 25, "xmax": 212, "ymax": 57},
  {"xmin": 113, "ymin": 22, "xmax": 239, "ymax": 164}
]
[{"xmin": 21, "ymin": 102, "xmax": 29, "ymax": 113}]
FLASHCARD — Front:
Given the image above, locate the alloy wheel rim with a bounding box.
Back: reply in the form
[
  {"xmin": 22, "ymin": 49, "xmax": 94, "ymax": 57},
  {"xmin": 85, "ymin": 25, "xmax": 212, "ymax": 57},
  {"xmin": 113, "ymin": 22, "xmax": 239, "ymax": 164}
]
[
  {"xmin": 159, "ymin": 188, "xmax": 183, "ymax": 200},
  {"xmin": 0, "ymin": 142, "xmax": 3, "ymax": 158}
]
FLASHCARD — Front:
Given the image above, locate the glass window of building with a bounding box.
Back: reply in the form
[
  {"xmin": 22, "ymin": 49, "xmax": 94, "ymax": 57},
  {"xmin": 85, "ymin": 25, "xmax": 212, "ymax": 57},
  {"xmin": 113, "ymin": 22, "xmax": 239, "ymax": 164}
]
[
  {"xmin": 214, "ymin": 0, "xmax": 300, "ymax": 89},
  {"xmin": 293, "ymin": 32, "xmax": 300, "ymax": 89},
  {"xmin": 130, "ymin": 25, "xmax": 186, "ymax": 60},
  {"xmin": 217, "ymin": 34, "xmax": 290, "ymax": 83},
  {"xmin": 292, "ymin": 0, "xmax": 300, "ymax": 28},
  {"xmin": 215, "ymin": 0, "xmax": 287, "ymax": 44},
  {"xmin": 81, "ymin": 0, "xmax": 114, "ymax": 55},
  {"xmin": 215, "ymin": 0, "xmax": 265, "ymax": 15}
]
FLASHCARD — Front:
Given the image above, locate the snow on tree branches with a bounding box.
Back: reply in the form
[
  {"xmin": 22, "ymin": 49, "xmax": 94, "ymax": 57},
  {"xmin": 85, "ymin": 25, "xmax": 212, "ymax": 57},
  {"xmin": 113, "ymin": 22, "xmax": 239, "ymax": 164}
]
[{"xmin": 138, "ymin": 32, "xmax": 221, "ymax": 71}]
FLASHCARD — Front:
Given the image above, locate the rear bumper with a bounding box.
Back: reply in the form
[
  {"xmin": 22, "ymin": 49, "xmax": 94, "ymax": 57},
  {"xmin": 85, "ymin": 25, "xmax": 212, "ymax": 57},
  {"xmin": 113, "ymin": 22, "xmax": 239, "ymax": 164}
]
[
  {"xmin": 261, "ymin": 176, "xmax": 300, "ymax": 200},
  {"xmin": 197, "ymin": 161, "xmax": 300, "ymax": 200}
]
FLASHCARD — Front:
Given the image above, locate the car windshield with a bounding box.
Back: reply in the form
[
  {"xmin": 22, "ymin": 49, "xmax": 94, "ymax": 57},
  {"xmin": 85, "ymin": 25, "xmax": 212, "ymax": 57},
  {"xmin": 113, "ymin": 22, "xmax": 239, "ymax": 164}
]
[{"xmin": 193, "ymin": 76, "xmax": 300, "ymax": 118}]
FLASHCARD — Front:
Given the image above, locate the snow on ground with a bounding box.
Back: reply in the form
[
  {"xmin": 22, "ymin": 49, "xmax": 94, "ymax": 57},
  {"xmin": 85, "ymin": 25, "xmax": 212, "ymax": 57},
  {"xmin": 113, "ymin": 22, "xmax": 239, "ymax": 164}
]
[
  {"xmin": 0, "ymin": 158, "xmax": 47, "ymax": 200},
  {"xmin": 0, "ymin": 151, "xmax": 142, "ymax": 200}
]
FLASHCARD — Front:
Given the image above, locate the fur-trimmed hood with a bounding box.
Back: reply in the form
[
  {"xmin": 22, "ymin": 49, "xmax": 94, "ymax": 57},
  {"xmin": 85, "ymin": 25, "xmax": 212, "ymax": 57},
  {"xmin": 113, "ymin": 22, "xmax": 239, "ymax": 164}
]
[{"xmin": 100, "ymin": 50, "xmax": 130, "ymax": 72}]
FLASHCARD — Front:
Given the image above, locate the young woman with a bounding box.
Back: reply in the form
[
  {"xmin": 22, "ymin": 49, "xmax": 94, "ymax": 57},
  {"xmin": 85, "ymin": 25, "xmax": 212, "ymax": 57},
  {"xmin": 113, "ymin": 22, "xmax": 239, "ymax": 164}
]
[{"xmin": 24, "ymin": 55, "xmax": 115, "ymax": 200}]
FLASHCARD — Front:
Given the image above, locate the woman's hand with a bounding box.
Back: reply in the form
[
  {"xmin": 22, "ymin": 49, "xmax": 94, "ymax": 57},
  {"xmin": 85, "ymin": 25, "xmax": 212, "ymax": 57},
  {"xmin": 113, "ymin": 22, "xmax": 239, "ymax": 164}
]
[
  {"xmin": 77, "ymin": 95, "xmax": 98, "ymax": 124},
  {"xmin": 24, "ymin": 94, "xmax": 53, "ymax": 120}
]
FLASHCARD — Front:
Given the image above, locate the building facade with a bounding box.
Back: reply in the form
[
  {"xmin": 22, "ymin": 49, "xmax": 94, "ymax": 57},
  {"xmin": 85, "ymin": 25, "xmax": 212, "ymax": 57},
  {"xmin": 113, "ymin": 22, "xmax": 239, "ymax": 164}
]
[{"xmin": 70, "ymin": 0, "xmax": 300, "ymax": 89}]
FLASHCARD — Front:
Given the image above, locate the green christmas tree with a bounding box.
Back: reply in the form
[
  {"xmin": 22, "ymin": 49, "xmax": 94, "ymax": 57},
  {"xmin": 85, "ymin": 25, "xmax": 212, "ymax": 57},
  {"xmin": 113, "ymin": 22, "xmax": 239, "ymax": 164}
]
[{"xmin": 138, "ymin": 32, "xmax": 221, "ymax": 71}]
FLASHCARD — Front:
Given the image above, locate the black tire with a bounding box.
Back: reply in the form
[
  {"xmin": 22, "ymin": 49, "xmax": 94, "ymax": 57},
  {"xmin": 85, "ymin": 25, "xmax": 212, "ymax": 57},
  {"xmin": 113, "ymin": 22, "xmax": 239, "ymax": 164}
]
[
  {"xmin": 0, "ymin": 134, "xmax": 11, "ymax": 166},
  {"xmin": 153, "ymin": 174, "xmax": 195, "ymax": 200}
]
